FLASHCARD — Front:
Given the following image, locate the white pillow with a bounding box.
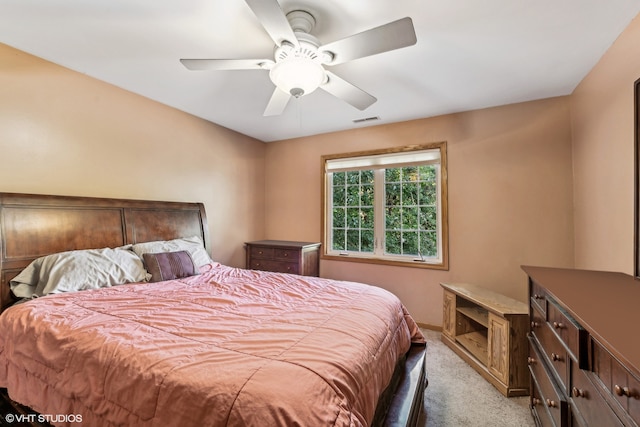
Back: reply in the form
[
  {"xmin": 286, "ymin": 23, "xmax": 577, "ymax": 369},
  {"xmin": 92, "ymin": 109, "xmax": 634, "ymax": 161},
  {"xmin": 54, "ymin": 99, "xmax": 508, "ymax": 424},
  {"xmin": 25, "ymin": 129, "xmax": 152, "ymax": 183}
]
[
  {"xmin": 10, "ymin": 247, "xmax": 150, "ymax": 299},
  {"xmin": 131, "ymin": 236, "xmax": 212, "ymax": 268}
]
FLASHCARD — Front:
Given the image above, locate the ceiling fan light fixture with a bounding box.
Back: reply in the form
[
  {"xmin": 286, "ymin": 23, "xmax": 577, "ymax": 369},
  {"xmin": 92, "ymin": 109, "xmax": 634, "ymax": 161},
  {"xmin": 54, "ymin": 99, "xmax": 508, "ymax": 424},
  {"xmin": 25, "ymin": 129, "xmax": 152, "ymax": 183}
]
[{"xmin": 269, "ymin": 57, "xmax": 325, "ymax": 98}]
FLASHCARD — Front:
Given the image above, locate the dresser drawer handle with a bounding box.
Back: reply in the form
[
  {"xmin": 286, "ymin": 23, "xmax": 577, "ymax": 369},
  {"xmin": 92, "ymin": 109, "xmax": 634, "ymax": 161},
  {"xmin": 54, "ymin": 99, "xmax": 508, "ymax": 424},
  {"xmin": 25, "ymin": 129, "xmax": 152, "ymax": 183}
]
[
  {"xmin": 533, "ymin": 294, "xmax": 544, "ymax": 300},
  {"xmin": 546, "ymin": 399, "xmax": 557, "ymax": 408},
  {"xmin": 532, "ymin": 398, "xmax": 542, "ymax": 406},
  {"xmin": 552, "ymin": 321, "xmax": 564, "ymax": 329},
  {"xmin": 572, "ymin": 387, "xmax": 587, "ymax": 398},
  {"xmin": 614, "ymin": 385, "xmax": 632, "ymax": 397},
  {"xmin": 527, "ymin": 357, "xmax": 536, "ymax": 365},
  {"xmin": 531, "ymin": 321, "xmax": 540, "ymax": 328},
  {"xmin": 551, "ymin": 352, "xmax": 563, "ymax": 362},
  {"xmin": 258, "ymin": 250, "xmax": 263, "ymax": 255}
]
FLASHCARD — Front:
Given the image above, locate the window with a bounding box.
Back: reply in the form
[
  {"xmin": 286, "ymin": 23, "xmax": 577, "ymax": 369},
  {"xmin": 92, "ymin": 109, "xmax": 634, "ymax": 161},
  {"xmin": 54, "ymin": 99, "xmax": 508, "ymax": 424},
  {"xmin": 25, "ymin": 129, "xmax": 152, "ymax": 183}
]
[{"xmin": 322, "ymin": 142, "xmax": 448, "ymax": 269}]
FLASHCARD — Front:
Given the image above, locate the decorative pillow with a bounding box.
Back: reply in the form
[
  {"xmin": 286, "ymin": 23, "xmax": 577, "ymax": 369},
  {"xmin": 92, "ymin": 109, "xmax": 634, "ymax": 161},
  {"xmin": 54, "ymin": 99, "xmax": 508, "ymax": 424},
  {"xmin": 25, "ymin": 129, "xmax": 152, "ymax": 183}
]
[
  {"xmin": 143, "ymin": 251, "xmax": 198, "ymax": 283},
  {"xmin": 10, "ymin": 247, "xmax": 150, "ymax": 299},
  {"xmin": 131, "ymin": 236, "xmax": 212, "ymax": 268}
]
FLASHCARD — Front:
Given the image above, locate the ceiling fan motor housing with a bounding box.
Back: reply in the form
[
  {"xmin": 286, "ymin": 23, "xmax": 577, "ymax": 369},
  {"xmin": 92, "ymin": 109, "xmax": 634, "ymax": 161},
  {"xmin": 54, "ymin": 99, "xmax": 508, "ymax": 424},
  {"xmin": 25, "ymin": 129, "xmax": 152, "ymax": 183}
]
[{"xmin": 268, "ymin": 10, "xmax": 331, "ymax": 98}]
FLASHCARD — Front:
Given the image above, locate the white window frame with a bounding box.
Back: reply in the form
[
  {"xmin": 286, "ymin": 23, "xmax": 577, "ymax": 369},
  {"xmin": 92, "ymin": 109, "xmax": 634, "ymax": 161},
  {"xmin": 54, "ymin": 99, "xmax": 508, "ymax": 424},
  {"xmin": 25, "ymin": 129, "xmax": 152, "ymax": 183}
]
[{"xmin": 321, "ymin": 142, "xmax": 449, "ymax": 270}]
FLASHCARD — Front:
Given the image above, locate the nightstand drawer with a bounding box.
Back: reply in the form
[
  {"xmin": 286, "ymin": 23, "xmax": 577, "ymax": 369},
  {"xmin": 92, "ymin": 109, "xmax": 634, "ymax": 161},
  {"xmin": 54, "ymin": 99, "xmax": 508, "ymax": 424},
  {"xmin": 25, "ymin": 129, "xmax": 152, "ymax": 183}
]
[
  {"xmin": 250, "ymin": 259, "xmax": 299, "ymax": 274},
  {"xmin": 249, "ymin": 246, "xmax": 275, "ymax": 259},
  {"xmin": 274, "ymin": 248, "xmax": 298, "ymax": 260}
]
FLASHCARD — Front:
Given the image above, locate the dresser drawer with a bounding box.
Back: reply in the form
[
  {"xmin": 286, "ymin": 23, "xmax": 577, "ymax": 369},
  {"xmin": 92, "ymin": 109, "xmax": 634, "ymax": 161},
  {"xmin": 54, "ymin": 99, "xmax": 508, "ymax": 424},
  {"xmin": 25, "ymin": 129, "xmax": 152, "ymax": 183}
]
[
  {"xmin": 530, "ymin": 303, "xmax": 545, "ymax": 335},
  {"xmin": 593, "ymin": 339, "xmax": 640, "ymax": 426},
  {"xmin": 249, "ymin": 246, "xmax": 274, "ymax": 259},
  {"xmin": 530, "ymin": 279, "xmax": 547, "ymax": 316},
  {"xmin": 546, "ymin": 298, "xmax": 588, "ymax": 368},
  {"xmin": 570, "ymin": 359, "xmax": 625, "ymax": 427},
  {"xmin": 249, "ymin": 259, "xmax": 299, "ymax": 275},
  {"xmin": 529, "ymin": 336, "xmax": 568, "ymax": 426},
  {"xmin": 531, "ymin": 375, "xmax": 555, "ymax": 427},
  {"xmin": 532, "ymin": 314, "xmax": 570, "ymax": 392}
]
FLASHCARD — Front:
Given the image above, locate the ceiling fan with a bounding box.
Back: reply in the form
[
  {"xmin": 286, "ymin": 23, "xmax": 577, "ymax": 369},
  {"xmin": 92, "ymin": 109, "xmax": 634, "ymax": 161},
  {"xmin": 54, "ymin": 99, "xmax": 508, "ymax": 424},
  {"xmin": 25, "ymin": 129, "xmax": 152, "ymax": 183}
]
[{"xmin": 180, "ymin": 0, "xmax": 417, "ymax": 116}]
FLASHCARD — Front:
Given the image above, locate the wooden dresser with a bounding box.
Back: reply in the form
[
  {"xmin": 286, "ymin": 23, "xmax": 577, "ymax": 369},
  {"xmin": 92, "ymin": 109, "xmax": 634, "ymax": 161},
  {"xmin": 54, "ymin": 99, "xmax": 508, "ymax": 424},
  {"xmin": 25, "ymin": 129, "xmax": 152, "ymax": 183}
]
[
  {"xmin": 523, "ymin": 266, "xmax": 640, "ymax": 427},
  {"xmin": 440, "ymin": 282, "xmax": 530, "ymax": 397},
  {"xmin": 245, "ymin": 240, "xmax": 321, "ymax": 277}
]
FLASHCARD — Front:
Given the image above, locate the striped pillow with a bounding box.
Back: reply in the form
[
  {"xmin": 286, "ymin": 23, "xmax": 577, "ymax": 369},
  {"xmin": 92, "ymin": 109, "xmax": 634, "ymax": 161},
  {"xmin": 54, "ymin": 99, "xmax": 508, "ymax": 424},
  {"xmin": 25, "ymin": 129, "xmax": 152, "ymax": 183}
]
[{"xmin": 142, "ymin": 250, "xmax": 197, "ymax": 283}]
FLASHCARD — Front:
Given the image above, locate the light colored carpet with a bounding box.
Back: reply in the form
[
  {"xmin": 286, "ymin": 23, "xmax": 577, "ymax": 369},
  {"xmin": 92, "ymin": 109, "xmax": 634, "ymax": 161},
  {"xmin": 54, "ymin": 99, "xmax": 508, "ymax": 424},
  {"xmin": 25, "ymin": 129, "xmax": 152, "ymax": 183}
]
[{"xmin": 418, "ymin": 329, "xmax": 535, "ymax": 427}]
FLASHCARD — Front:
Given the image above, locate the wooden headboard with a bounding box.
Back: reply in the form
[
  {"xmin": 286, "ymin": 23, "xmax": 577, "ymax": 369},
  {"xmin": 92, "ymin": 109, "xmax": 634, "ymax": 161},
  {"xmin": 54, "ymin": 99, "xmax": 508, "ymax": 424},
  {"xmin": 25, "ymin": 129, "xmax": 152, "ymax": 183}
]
[{"xmin": 0, "ymin": 192, "xmax": 210, "ymax": 311}]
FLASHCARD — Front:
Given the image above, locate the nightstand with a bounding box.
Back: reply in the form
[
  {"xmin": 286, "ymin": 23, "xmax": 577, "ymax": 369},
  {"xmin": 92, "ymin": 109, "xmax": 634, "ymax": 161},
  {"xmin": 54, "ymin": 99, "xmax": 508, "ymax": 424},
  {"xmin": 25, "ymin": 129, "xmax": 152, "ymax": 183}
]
[{"xmin": 245, "ymin": 240, "xmax": 321, "ymax": 277}]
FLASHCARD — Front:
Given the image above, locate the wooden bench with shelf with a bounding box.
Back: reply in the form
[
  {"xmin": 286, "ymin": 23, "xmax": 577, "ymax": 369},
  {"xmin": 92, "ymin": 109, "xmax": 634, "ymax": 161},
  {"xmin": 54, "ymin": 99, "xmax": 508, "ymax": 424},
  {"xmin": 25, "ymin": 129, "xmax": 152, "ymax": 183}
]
[{"xmin": 441, "ymin": 282, "xmax": 530, "ymax": 397}]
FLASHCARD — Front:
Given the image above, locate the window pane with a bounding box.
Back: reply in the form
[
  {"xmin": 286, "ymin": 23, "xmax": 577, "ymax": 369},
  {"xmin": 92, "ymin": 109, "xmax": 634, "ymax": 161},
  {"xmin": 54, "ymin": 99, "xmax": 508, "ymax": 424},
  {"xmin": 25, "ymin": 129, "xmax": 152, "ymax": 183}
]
[
  {"xmin": 421, "ymin": 231, "xmax": 438, "ymax": 257},
  {"xmin": 361, "ymin": 229, "xmax": 374, "ymax": 252},
  {"xmin": 347, "ymin": 208, "xmax": 362, "ymax": 229},
  {"xmin": 419, "ymin": 165, "xmax": 436, "ymax": 181},
  {"xmin": 402, "ymin": 182, "xmax": 419, "ymax": 205},
  {"xmin": 346, "ymin": 185, "xmax": 360, "ymax": 206},
  {"xmin": 333, "ymin": 186, "xmax": 345, "ymax": 205},
  {"xmin": 332, "ymin": 229, "xmax": 345, "ymax": 251},
  {"xmin": 403, "ymin": 231, "xmax": 419, "ymax": 255},
  {"xmin": 361, "ymin": 169, "xmax": 374, "ymax": 184},
  {"xmin": 386, "ymin": 231, "xmax": 402, "ymax": 254},
  {"xmin": 402, "ymin": 166, "xmax": 418, "ymax": 182},
  {"xmin": 333, "ymin": 208, "xmax": 345, "ymax": 228},
  {"xmin": 332, "ymin": 171, "xmax": 345, "ymax": 186},
  {"xmin": 420, "ymin": 181, "xmax": 437, "ymax": 205},
  {"xmin": 347, "ymin": 171, "xmax": 360, "ymax": 185},
  {"xmin": 385, "ymin": 168, "xmax": 401, "ymax": 182},
  {"xmin": 385, "ymin": 183, "xmax": 401, "ymax": 206},
  {"xmin": 386, "ymin": 207, "xmax": 402, "ymax": 229},
  {"xmin": 347, "ymin": 230, "xmax": 360, "ymax": 251},
  {"xmin": 361, "ymin": 207, "xmax": 374, "ymax": 228},
  {"xmin": 361, "ymin": 184, "xmax": 374, "ymax": 206},
  {"xmin": 404, "ymin": 207, "xmax": 419, "ymax": 230},
  {"xmin": 420, "ymin": 206, "xmax": 437, "ymax": 230}
]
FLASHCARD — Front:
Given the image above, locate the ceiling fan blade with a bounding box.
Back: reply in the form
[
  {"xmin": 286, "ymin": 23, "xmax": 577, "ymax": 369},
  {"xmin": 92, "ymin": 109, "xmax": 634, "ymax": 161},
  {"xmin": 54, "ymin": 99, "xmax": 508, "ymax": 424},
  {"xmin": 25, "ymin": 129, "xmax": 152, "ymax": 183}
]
[
  {"xmin": 263, "ymin": 87, "xmax": 291, "ymax": 116},
  {"xmin": 319, "ymin": 17, "xmax": 416, "ymax": 66},
  {"xmin": 245, "ymin": 0, "xmax": 299, "ymax": 48},
  {"xmin": 180, "ymin": 59, "xmax": 273, "ymax": 71},
  {"xmin": 321, "ymin": 71, "xmax": 376, "ymax": 110}
]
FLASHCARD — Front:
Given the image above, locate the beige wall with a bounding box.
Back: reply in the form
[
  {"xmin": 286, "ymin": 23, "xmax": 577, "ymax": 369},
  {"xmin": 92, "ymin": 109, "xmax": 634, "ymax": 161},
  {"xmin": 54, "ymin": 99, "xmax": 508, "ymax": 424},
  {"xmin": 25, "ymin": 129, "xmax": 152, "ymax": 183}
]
[
  {"xmin": 7, "ymin": 10, "xmax": 639, "ymax": 327},
  {"xmin": 0, "ymin": 43, "xmax": 266, "ymax": 267},
  {"xmin": 571, "ymin": 14, "xmax": 640, "ymax": 274},
  {"xmin": 265, "ymin": 97, "xmax": 575, "ymax": 326}
]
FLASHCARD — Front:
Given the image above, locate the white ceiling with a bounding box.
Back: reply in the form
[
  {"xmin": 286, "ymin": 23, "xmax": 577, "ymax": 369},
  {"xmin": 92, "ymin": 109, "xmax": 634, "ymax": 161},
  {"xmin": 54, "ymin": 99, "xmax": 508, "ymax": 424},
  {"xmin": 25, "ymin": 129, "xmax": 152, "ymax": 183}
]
[{"xmin": 1, "ymin": 1, "xmax": 639, "ymax": 142}]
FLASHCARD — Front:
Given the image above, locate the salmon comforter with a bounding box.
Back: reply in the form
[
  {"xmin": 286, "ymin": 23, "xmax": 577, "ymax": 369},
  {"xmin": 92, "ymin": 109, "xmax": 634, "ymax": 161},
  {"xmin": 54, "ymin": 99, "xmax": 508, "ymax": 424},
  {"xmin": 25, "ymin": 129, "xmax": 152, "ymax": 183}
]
[{"xmin": 0, "ymin": 263, "xmax": 425, "ymax": 427}]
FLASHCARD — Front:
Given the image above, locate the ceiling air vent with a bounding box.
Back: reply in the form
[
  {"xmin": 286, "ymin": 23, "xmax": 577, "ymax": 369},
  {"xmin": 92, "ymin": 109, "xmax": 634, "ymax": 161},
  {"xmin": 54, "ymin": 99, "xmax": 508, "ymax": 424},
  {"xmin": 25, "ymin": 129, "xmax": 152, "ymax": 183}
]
[{"xmin": 352, "ymin": 116, "xmax": 380, "ymax": 124}]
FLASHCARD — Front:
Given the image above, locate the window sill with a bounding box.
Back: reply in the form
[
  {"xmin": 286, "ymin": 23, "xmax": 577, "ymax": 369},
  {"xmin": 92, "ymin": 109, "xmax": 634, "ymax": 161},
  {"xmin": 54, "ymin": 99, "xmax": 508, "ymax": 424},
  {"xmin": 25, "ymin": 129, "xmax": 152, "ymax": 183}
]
[{"xmin": 321, "ymin": 253, "xmax": 449, "ymax": 270}]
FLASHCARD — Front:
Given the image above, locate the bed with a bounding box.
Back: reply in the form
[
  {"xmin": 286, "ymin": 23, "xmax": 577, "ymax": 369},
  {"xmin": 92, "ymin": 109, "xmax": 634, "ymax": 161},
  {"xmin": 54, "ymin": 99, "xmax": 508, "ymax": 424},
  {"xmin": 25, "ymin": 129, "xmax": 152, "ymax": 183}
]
[{"xmin": 0, "ymin": 192, "xmax": 427, "ymax": 427}]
